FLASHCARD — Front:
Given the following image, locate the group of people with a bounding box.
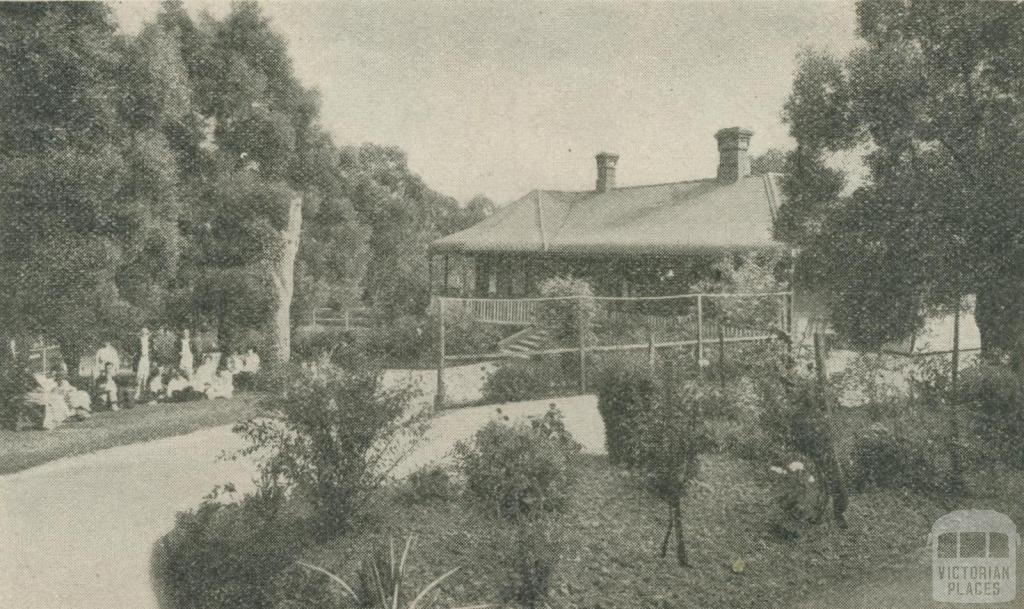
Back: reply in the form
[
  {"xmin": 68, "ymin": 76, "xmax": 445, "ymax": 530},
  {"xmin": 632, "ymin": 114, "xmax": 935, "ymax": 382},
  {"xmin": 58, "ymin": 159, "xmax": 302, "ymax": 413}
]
[{"xmin": 16, "ymin": 328, "xmax": 261, "ymax": 430}]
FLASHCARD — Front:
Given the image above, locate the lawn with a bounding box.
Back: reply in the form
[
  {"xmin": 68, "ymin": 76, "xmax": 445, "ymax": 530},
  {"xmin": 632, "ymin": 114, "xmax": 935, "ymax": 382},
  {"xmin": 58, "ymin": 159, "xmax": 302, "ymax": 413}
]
[
  {"xmin": 0, "ymin": 393, "xmax": 262, "ymax": 475},
  {"xmin": 282, "ymin": 453, "xmax": 1024, "ymax": 609}
]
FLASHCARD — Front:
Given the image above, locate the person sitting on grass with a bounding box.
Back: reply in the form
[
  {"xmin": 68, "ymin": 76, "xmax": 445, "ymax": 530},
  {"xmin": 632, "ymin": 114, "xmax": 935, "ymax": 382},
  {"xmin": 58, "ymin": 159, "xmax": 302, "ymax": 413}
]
[
  {"xmin": 27, "ymin": 372, "xmax": 70, "ymax": 430},
  {"xmin": 165, "ymin": 367, "xmax": 193, "ymax": 402},
  {"xmin": 203, "ymin": 355, "xmax": 234, "ymax": 400},
  {"xmin": 53, "ymin": 368, "xmax": 91, "ymax": 421},
  {"xmin": 94, "ymin": 362, "xmax": 119, "ymax": 411}
]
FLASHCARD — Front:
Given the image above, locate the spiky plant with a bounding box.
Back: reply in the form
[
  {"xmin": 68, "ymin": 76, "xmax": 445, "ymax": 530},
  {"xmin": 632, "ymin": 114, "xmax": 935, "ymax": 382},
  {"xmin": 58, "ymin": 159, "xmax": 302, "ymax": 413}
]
[{"xmin": 297, "ymin": 536, "xmax": 489, "ymax": 609}]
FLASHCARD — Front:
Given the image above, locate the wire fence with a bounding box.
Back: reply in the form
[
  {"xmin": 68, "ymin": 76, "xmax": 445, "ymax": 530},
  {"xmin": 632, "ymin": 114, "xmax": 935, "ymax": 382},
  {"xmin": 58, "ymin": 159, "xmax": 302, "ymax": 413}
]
[{"xmin": 434, "ymin": 291, "xmax": 793, "ymax": 406}]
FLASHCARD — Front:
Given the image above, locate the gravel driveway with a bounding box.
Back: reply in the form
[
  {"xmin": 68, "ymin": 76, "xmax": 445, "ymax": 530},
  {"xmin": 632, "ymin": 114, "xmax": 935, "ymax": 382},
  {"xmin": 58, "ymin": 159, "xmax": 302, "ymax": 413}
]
[{"xmin": 0, "ymin": 363, "xmax": 605, "ymax": 609}]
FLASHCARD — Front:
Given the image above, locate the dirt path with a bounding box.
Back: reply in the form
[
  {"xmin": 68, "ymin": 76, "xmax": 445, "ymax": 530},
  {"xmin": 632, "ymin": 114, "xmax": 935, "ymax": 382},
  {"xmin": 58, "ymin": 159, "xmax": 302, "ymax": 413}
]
[{"xmin": 0, "ymin": 364, "xmax": 605, "ymax": 609}]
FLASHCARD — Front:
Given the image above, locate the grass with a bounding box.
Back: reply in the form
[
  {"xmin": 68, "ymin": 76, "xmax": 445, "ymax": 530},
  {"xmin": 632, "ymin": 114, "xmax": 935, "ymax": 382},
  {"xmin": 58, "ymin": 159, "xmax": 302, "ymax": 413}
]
[
  {"xmin": 0, "ymin": 393, "xmax": 262, "ymax": 475},
  {"xmin": 284, "ymin": 454, "xmax": 1024, "ymax": 609}
]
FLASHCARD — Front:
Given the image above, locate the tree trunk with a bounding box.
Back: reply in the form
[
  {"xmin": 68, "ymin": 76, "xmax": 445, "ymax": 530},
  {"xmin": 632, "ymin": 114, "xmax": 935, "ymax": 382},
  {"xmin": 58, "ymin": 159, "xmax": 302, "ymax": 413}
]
[{"xmin": 270, "ymin": 195, "xmax": 302, "ymax": 364}]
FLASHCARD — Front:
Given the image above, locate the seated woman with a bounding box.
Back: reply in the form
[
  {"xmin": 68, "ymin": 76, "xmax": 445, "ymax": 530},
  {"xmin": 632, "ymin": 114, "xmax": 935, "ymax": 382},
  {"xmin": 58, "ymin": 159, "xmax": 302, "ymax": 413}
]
[
  {"xmin": 204, "ymin": 356, "xmax": 234, "ymax": 400},
  {"xmin": 53, "ymin": 368, "xmax": 91, "ymax": 420},
  {"xmin": 94, "ymin": 362, "xmax": 119, "ymax": 411},
  {"xmin": 26, "ymin": 372, "xmax": 71, "ymax": 430}
]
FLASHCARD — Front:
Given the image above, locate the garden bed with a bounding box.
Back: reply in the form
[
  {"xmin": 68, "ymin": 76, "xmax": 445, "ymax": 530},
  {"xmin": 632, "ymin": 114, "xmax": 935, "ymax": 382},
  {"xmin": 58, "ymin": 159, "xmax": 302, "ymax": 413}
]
[
  {"xmin": 280, "ymin": 454, "xmax": 1005, "ymax": 609},
  {"xmin": 0, "ymin": 393, "xmax": 261, "ymax": 475}
]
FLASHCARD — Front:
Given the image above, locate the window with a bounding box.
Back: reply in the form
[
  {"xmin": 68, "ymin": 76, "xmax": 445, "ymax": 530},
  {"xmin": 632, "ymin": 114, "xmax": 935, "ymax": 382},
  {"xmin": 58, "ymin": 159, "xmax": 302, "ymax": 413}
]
[
  {"xmin": 937, "ymin": 533, "xmax": 957, "ymax": 558},
  {"xmin": 959, "ymin": 532, "xmax": 986, "ymax": 558},
  {"xmin": 990, "ymin": 533, "xmax": 1010, "ymax": 559}
]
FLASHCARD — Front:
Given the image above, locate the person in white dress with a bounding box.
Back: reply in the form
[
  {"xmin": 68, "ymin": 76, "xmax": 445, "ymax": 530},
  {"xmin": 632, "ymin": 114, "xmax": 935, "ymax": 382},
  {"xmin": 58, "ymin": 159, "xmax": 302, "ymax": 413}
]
[
  {"xmin": 134, "ymin": 327, "xmax": 151, "ymax": 401},
  {"xmin": 179, "ymin": 329, "xmax": 194, "ymax": 379}
]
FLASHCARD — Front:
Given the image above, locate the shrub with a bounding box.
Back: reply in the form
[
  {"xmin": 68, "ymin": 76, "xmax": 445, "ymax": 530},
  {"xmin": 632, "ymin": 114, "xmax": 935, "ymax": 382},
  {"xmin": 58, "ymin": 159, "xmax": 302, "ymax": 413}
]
[
  {"xmin": 457, "ymin": 406, "xmax": 581, "ymax": 521},
  {"xmin": 399, "ymin": 464, "xmax": 458, "ymax": 504},
  {"xmin": 496, "ymin": 514, "xmax": 562, "ymax": 609},
  {"xmin": 157, "ymin": 486, "xmax": 306, "ymax": 609},
  {"xmin": 958, "ymin": 363, "xmax": 1024, "ymax": 468},
  {"xmin": 629, "ymin": 366, "xmax": 720, "ymax": 567},
  {"xmin": 234, "ymin": 360, "xmax": 424, "ymax": 534},
  {"xmin": 291, "ymin": 326, "xmax": 353, "ymax": 362},
  {"xmin": 481, "ymin": 358, "xmax": 569, "ymax": 404},
  {"xmin": 536, "ymin": 277, "xmax": 597, "ymax": 345},
  {"xmin": 849, "ymin": 423, "xmax": 942, "ymax": 492},
  {"xmin": 594, "ymin": 361, "xmax": 657, "ymax": 466},
  {"xmin": 767, "ymin": 460, "xmax": 825, "ymax": 539}
]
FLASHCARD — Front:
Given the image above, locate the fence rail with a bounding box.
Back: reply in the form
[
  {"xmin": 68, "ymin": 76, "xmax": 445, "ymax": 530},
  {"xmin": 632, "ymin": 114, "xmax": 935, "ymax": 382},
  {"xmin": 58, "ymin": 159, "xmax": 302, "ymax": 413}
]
[
  {"xmin": 434, "ymin": 291, "xmax": 793, "ymax": 407},
  {"xmin": 310, "ymin": 307, "xmax": 375, "ymax": 332}
]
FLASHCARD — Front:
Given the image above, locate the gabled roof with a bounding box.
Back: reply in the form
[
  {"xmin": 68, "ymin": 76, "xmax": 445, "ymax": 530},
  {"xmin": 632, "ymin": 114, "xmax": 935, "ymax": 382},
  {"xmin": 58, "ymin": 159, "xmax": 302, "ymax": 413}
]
[{"xmin": 431, "ymin": 173, "xmax": 786, "ymax": 256}]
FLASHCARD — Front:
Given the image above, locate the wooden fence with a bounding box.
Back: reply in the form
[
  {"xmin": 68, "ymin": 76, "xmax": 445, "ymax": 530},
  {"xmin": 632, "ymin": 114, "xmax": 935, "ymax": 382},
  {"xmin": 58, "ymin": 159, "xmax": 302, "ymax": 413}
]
[{"xmin": 433, "ymin": 291, "xmax": 793, "ymax": 407}]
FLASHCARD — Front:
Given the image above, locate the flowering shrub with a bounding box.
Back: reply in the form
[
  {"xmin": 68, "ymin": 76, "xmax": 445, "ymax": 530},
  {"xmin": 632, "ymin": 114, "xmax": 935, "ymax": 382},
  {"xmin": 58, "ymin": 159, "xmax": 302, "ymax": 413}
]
[{"xmin": 768, "ymin": 460, "xmax": 823, "ymax": 539}]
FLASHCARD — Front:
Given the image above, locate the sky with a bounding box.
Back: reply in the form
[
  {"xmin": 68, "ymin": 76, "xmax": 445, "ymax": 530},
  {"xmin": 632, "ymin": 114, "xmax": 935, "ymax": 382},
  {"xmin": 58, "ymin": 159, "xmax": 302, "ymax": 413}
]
[{"xmin": 111, "ymin": 1, "xmax": 861, "ymax": 204}]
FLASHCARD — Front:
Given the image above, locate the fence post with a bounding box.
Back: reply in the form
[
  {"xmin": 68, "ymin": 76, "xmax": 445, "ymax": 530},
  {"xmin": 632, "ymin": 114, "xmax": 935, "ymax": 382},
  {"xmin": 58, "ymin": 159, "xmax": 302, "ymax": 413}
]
[
  {"xmin": 343, "ymin": 309, "xmax": 350, "ymax": 332},
  {"xmin": 696, "ymin": 294, "xmax": 704, "ymax": 367},
  {"xmin": 647, "ymin": 330, "xmax": 656, "ymax": 375},
  {"xmin": 578, "ymin": 294, "xmax": 587, "ymax": 392},
  {"xmin": 785, "ymin": 292, "xmax": 794, "ymax": 354},
  {"xmin": 435, "ymin": 297, "xmax": 446, "ymax": 410},
  {"xmin": 717, "ymin": 323, "xmax": 726, "ymax": 389}
]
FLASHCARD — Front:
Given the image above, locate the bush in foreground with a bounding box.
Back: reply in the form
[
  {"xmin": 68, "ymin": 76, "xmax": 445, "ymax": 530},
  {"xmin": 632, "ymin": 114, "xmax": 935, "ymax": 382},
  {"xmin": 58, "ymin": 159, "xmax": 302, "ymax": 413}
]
[
  {"xmin": 156, "ymin": 485, "xmax": 307, "ymax": 609},
  {"xmin": 457, "ymin": 407, "xmax": 581, "ymax": 608},
  {"xmin": 235, "ymin": 360, "xmax": 424, "ymax": 535}
]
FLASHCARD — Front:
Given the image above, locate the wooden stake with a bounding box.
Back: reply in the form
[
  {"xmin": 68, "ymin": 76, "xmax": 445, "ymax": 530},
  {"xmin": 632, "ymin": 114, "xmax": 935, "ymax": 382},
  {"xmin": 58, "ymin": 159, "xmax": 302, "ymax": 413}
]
[{"xmin": 435, "ymin": 297, "xmax": 446, "ymax": 410}]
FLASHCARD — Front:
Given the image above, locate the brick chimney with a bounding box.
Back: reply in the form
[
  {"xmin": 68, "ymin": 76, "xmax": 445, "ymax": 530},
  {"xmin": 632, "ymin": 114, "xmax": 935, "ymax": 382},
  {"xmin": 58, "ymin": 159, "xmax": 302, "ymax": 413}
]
[
  {"xmin": 714, "ymin": 127, "xmax": 753, "ymax": 182},
  {"xmin": 595, "ymin": 152, "xmax": 619, "ymax": 193}
]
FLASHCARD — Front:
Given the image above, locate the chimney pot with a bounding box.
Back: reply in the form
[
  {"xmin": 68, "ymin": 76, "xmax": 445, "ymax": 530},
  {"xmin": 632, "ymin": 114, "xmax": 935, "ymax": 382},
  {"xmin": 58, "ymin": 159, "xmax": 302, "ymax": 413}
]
[
  {"xmin": 595, "ymin": 152, "xmax": 619, "ymax": 193},
  {"xmin": 715, "ymin": 127, "xmax": 753, "ymax": 182}
]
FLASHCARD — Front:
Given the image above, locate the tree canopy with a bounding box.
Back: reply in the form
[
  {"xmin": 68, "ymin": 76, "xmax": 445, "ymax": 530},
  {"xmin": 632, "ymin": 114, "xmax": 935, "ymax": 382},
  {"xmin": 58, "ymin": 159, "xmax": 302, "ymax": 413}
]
[
  {"xmin": 777, "ymin": 0, "xmax": 1024, "ymax": 354},
  {"xmin": 0, "ymin": 1, "xmax": 492, "ymax": 362}
]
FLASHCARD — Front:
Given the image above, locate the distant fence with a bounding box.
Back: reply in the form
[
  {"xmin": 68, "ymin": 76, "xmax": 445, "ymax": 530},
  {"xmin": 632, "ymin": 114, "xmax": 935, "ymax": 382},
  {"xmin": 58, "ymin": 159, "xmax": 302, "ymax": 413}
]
[
  {"xmin": 434, "ymin": 291, "xmax": 793, "ymax": 406},
  {"xmin": 309, "ymin": 307, "xmax": 376, "ymax": 332}
]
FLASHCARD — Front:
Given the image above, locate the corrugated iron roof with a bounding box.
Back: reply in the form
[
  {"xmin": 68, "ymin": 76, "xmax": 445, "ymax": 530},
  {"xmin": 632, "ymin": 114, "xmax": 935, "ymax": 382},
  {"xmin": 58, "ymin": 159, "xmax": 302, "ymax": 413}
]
[{"xmin": 431, "ymin": 173, "xmax": 785, "ymax": 255}]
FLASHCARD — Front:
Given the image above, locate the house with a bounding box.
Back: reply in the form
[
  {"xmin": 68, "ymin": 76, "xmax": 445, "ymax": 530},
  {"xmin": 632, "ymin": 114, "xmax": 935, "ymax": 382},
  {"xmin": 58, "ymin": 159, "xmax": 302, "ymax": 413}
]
[
  {"xmin": 427, "ymin": 127, "xmax": 980, "ymax": 354},
  {"xmin": 430, "ymin": 128, "xmax": 785, "ymax": 295}
]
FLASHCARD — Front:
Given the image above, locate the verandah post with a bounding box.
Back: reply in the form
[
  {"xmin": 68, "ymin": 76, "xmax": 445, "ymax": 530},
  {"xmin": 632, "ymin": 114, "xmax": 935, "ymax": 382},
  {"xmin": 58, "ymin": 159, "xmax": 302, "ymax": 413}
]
[
  {"xmin": 435, "ymin": 296, "xmax": 446, "ymax": 410},
  {"xmin": 718, "ymin": 323, "xmax": 726, "ymax": 389}
]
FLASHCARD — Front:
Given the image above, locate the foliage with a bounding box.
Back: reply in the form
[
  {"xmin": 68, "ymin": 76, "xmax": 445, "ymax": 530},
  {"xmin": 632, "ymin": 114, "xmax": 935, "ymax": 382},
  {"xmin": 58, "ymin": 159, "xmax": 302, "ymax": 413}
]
[
  {"xmin": 399, "ymin": 465, "xmax": 459, "ymax": 505},
  {"xmin": 495, "ymin": 514, "xmax": 562, "ymax": 609},
  {"xmin": 957, "ymin": 363, "xmax": 1024, "ymax": 469},
  {"xmin": 234, "ymin": 361, "xmax": 424, "ymax": 534},
  {"xmin": 480, "ymin": 359, "xmax": 571, "ymax": 404},
  {"xmin": 0, "ymin": 3, "xmax": 185, "ymax": 358},
  {"xmin": 457, "ymin": 406, "xmax": 581, "ymax": 521},
  {"xmin": 536, "ymin": 277, "xmax": 597, "ymax": 345},
  {"xmin": 777, "ymin": 1, "xmax": 1024, "ymax": 354},
  {"xmin": 594, "ymin": 360, "xmax": 658, "ymax": 466},
  {"xmin": 628, "ymin": 365, "xmax": 721, "ymax": 567},
  {"xmin": 849, "ymin": 423, "xmax": 942, "ymax": 492},
  {"xmin": 767, "ymin": 461, "xmax": 825, "ymax": 539},
  {"xmin": 294, "ymin": 536, "xmax": 484, "ymax": 609},
  {"xmin": 157, "ymin": 483, "xmax": 307, "ymax": 609}
]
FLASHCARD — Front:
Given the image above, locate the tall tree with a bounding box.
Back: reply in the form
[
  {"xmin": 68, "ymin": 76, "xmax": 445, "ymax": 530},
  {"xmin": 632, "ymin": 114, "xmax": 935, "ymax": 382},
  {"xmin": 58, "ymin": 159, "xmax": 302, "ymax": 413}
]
[
  {"xmin": 0, "ymin": 3, "xmax": 187, "ymax": 360},
  {"xmin": 160, "ymin": 1, "xmax": 328, "ymax": 363},
  {"xmin": 777, "ymin": 0, "xmax": 1024, "ymax": 356}
]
